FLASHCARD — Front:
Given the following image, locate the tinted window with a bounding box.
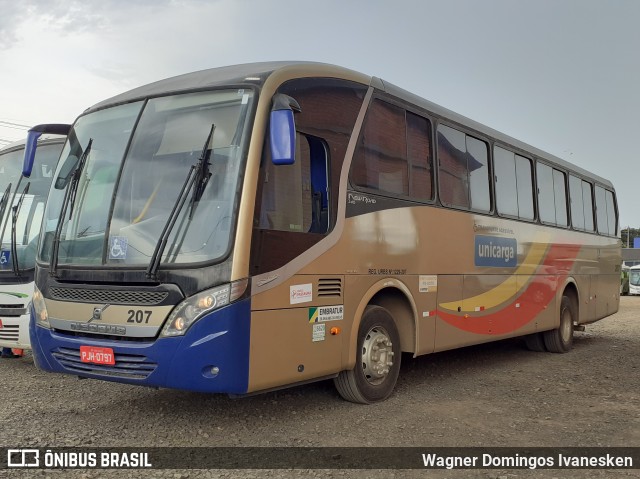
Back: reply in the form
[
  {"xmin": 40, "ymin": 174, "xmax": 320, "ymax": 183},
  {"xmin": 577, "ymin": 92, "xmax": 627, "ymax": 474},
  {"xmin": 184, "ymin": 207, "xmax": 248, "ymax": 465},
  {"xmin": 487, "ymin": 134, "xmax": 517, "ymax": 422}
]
[
  {"xmin": 351, "ymin": 99, "xmax": 408, "ymax": 195},
  {"xmin": 407, "ymin": 112, "xmax": 433, "ymax": 200},
  {"xmin": 537, "ymin": 163, "xmax": 555, "ymax": 224},
  {"xmin": 582, "ymin": 182, "xmax": 594, "ymax": 231},
  {"xmin": 252, "ymin": 77, "xmax": 367, "ymax": 275},
  {"xmin": 494, "ymin": 146, "xmax": 534, "ymax": 220},
  {"xmin": 437, "ymin": 125, "xmax": 490, "ymax": 212},
  {"xmin": 595, "ymin": 185, "xmax": 608, "ymax": 234},
  {"xmin": 494, "ymin": 146, "xmax": 518, "ymax": 217},
  {"xmin": 515, "ymin": 155, "xmax": 534, "ymax": 220},
  {"xmin": 569, "ymin": 175, "xmax": 595, "ymax": 232},
  {"xmin": 467, "ymin": 136, "xmax": 490, "ymax": 211},
  {"xmin": 553, "ymin": 169, "xmax": 567, "ymax": 226},
  {"xmin": 258, "ymin": 133, "xmax": 315, "ymax": 233},
  {"xmin": 537, "ymin": 162, "xmax": 567, "ymax": 226},
  {"xmin": 569, "ymin": 175, "xmax": 585, "ymax": 230},
  {"xmin": 606, "ymin": 189, "xmax": 617, "ymax": 235}
]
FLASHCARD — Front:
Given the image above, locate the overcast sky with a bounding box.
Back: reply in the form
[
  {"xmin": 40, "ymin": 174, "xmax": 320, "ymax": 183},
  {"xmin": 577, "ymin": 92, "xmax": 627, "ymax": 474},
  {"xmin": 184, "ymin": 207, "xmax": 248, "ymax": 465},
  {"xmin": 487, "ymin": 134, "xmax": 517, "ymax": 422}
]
[{"xmin": 1, "ymin": 0, "xmax": 638, "ymax": 229}]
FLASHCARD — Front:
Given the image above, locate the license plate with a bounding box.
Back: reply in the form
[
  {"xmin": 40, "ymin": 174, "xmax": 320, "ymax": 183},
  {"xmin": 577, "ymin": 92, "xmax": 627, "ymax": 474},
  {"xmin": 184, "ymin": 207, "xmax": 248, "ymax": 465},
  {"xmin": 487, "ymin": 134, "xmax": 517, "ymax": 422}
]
[{"xmin": 79, "ymin": 346, "xmax": 115, "ymax": 365}]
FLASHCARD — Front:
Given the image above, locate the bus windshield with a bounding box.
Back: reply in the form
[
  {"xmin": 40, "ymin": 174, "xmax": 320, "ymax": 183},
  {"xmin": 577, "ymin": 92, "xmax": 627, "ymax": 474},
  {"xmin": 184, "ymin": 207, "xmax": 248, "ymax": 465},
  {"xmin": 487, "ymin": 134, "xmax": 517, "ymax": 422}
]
[
  {"xmin": 39, "ymin": 89, "xmax": 254, "ymax": 268},
  {"xmin": 0, "ymin": 141, "xmax": 62, "ymax": 271},
  {"xmin": 630, "ymin": 270, "xmax": 640, "ymax": 287}
]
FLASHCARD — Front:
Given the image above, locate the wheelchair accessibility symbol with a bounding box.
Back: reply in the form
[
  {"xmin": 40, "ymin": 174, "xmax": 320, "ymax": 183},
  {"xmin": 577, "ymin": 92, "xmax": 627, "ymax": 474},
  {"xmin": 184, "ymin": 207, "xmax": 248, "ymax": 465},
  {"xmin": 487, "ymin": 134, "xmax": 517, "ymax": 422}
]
[
  {"xmin": 108, "ymin": 236, "xmax": 128, "ymax": 260},
  {"xmin": 0, "ymin": 250, "xmax": 10, "ymax": 268}
]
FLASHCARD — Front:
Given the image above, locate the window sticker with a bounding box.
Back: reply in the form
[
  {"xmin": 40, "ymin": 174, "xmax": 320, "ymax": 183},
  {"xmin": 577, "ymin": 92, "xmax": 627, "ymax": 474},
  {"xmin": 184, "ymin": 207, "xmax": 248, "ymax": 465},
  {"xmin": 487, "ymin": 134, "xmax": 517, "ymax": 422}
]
[
  {"xmin": 0, "ymin": 250, "xmax": 10, "ymax": 268},
  {"xmin": 108, "ymin": 236, "xmax": 128, "ymax": 260}
]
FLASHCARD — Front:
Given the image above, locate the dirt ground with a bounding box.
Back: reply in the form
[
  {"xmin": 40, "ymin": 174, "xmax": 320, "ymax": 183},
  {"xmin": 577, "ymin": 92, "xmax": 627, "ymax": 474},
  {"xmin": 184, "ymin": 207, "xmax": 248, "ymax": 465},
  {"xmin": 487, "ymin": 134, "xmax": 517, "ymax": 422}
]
[{"xmin": 1, "ymin": 296, "xmax": 638, "ymax": 479}]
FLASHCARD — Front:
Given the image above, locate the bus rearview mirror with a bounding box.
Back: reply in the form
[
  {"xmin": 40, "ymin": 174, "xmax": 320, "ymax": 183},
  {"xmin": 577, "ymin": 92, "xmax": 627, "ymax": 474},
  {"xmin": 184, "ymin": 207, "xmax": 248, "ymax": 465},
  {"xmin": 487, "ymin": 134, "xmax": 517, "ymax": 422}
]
[
  {"xmin": 23, "ymin": 123, "xmax": 72, "ymax": 177},
  {"xmin": 269, "ymin": 109, "xmax": 296, "ymax": 165},
  {"xmin": 269, "ymin": 94, "xmax": 301, "ymax": 166},
  {"xmin": 23, "ymin": 130, "xmax": 43, "ymax": 177}
]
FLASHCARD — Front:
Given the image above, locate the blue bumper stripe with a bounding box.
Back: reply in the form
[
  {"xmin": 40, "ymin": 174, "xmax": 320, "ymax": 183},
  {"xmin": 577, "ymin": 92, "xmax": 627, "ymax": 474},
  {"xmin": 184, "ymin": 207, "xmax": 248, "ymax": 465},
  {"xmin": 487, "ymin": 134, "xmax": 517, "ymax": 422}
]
[{"xmin": 30, "ymin": 298, "xmax": 251, "ymax": 394}]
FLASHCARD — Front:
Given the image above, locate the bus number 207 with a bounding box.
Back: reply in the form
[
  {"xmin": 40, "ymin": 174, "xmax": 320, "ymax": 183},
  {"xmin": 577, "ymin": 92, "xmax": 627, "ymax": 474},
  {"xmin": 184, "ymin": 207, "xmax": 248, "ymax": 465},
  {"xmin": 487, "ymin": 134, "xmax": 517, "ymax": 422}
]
[{"xmin": 127, "ymin": 310, "xmax": 152, "ymax": 324}]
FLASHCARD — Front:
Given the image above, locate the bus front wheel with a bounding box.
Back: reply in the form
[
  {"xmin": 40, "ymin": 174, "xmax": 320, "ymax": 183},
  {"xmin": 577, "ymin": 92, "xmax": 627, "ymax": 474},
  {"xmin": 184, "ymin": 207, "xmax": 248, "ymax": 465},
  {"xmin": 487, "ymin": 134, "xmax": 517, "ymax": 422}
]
[
  {"xmin": 543, "ymin": 295, "xmax": 575, "ymax": 353},
  {"xmin": 334, "ymin": 305, "xmax": 401, "ymax": 404}
]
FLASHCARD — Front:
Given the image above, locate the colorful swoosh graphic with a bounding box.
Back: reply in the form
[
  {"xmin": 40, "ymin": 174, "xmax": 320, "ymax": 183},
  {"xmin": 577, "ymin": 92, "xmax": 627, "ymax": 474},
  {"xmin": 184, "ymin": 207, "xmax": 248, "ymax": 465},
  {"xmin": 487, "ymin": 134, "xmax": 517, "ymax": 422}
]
[
  {"xmin": 437, "ymin": 242, "xmax": 582, "ymax": 335},
  {"xmin": 439, "ymin": 235, "xmax": 551, "ymax": 313}
]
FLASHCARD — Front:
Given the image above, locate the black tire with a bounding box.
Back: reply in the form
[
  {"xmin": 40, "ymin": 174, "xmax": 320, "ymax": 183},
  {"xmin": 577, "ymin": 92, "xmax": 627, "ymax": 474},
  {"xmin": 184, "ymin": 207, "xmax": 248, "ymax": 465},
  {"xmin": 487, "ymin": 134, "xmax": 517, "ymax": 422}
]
[
  {"xmin": 543, "ymin": 295, "xmax": 575, "ymax": 353},
  {"xmin": 334, "ymin": 305, "xmax": 401, "ymax": 404},
  {"xmin": 524, "ymin": 332, "xmax": 547, "ymax": 352}
]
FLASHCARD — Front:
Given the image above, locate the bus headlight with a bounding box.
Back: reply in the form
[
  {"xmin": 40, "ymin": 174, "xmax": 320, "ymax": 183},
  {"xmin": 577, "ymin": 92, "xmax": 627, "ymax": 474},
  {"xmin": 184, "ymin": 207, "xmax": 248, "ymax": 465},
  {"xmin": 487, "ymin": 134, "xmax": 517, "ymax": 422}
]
[
  {"xmin": 33, "ymin": 285, "xmax": 51, "ymax": 329},
  {"xmin": 161, "ymin": 284, "xmax": 231, "ymax": 337}
]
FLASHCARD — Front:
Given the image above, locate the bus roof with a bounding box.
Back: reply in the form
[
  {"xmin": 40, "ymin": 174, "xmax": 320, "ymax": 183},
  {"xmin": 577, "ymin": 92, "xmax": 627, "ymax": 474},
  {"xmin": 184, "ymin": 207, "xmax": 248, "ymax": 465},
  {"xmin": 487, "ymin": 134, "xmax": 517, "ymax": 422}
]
[
  {"xmin": 0, "ymin": 134, "xmax": 66, "ymax": 154},
  {"xmin": 85, "ymin": 61, "xmax": 613, "ymax": 190}
]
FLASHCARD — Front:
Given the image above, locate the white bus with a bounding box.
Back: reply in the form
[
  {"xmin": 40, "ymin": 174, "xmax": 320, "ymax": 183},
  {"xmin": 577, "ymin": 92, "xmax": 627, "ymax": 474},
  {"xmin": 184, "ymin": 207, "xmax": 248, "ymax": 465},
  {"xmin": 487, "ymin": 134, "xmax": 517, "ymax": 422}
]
[
  {"xmin": 0, "ymin": 131, "xmax": 67, "ymax": 353},
  {"xmin": 629, "ymin": 265, "xmax": 640, "ymax": 296}
]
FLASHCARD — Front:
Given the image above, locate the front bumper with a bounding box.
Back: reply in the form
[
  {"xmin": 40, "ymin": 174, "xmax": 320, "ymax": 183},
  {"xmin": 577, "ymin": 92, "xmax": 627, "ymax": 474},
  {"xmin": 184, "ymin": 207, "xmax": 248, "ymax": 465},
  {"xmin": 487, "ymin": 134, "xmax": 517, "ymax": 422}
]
[
  {"xmin": 30, "ymin": 298, "xmax": 251, "ymax": 393},
  {"xmin": 0, "ymin": 313, "xmax": 31, "ymax": 349}
]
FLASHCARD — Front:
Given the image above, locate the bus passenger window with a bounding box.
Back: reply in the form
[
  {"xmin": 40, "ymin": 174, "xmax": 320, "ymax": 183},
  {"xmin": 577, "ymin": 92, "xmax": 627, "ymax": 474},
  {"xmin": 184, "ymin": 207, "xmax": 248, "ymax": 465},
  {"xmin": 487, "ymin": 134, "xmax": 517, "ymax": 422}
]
[
  {"xmin": 258, "ymin": 134, "xmax": 328, "ymax": 234},
  {"xmin": 407, "ymin": 112, "xmax": 433, "ymax": 200},
  {"xmin": 595, "ymin": 186, "xmax": 617, "ymax": 235},
  {"xmin": 437, "ymin": 125, "xmax": 490, "ymax": 212},
  {"xmin": 537, "ymin": 163, "xmax": 567, "ymax": 226},
  {"xmin": 351, "ymin": 99, "xmax": 408, "ymax": 196}
]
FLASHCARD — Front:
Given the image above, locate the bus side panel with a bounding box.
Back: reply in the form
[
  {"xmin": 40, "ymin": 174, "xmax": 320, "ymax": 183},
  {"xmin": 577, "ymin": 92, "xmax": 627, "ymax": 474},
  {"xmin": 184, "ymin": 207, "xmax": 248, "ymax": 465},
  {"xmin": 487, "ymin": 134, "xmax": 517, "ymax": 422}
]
[
  {"xmin": 434, "ymin": 275, "xmax": 464, "ymax": 352},
  {"xmin": 248, "ymin": 309, "xmax": 342, "ymax": 392},
  {"xmin": 462, "ymin": 274, "xmax": 517, "ymax": 335},
  {"xmin": 596, "ymin": 274, "xmax": 621, "ymax": 319},
  {"xmin": 248, "ymin": 275, "xmax": 345, "ymax": 393}
]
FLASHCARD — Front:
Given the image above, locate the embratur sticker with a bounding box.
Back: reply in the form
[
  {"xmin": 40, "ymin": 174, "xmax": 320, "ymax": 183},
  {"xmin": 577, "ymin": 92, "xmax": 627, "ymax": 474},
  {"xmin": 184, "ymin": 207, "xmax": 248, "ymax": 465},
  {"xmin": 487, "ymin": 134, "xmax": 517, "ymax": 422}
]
[{"xmin": 308, "ymin": 305, "xmax": 344, "ymax": 323}]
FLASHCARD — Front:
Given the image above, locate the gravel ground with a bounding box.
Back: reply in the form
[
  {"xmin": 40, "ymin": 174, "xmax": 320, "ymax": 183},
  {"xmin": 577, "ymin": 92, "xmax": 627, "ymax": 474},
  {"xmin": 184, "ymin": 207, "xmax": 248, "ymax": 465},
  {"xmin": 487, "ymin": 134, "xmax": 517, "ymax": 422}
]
[{"xmin": 1, "ymin": 296, "xmax": 639, "ymax": 479}]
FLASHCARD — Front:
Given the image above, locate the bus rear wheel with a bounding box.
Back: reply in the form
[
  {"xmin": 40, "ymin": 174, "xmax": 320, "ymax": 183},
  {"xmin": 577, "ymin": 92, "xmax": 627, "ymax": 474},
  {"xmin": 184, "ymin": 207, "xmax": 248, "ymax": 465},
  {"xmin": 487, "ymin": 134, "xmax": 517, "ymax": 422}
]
[
  {"xmin": 524, "ymin": 332, "xmax": 547, "ymax": 352},
  {"xmin": 543, "ymin": 295, "xmax": 575, "ymax": 353},
  {"xmin": 334, "ymin": 305, "xmax": 401, "ymax": 404}
]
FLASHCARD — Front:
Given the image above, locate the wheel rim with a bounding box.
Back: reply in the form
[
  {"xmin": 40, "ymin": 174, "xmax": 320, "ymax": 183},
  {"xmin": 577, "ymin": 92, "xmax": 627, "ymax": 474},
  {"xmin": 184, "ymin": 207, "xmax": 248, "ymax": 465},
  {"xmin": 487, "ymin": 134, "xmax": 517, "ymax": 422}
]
[
  {"xmin": 561, "ymin": 307, "xmax": 572, "ymax": 343},
  {"xmin": 361, "ymin": 325, "xmax": 395, "ymax": 385}
]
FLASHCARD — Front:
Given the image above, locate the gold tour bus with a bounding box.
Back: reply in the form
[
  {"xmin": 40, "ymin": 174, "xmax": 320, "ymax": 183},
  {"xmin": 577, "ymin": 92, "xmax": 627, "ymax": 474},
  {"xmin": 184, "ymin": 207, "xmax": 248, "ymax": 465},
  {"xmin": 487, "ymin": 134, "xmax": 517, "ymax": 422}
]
[
  {"xmin": 27, "ymin": 62, "xmax": 620, "ymax": 403},
  {"xmin": 0, "ymin": 131, "xmax": 67, "ymax": 353}
]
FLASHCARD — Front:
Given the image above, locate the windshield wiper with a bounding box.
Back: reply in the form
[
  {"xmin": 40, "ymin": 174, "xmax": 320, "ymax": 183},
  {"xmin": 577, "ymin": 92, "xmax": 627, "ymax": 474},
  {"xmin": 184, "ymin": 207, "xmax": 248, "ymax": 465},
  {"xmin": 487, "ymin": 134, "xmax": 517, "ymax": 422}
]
[
  {"xmin": 146, "ymin": 124, "xmax": 215, "ymax": 279},
  {"xmin": 10, "ymin": 182, "xmax": 30, "ymax": 277},
  {"xmin": 50, "ymin": 138, "xmax": 93, "ymax": 277},
  {"xmin": 190, "ymin": 124, "xmax": 214, "ymax": 219},
  {"xmin": 0, "ymin": 183, "xmax": 12, "ymax": 244}
]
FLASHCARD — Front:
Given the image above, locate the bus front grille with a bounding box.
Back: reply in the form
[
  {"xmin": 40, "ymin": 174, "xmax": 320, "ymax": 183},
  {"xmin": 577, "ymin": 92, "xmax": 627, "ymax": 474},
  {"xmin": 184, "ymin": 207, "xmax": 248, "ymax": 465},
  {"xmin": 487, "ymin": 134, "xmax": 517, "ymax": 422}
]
[
  {"xmin": 51, "ymin": 347, "xmax": 158, "ymax": 380},
  {"xmin": 49, "ymin": 288, "xmax": 168, "ymax": 306},
  {"xmin": 0, "ymin": 305, "xmax": 27, "ymax": 316},
  {"xmin": 0, "ymin": 324, "xmax": 19, "ymax": 342}
]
